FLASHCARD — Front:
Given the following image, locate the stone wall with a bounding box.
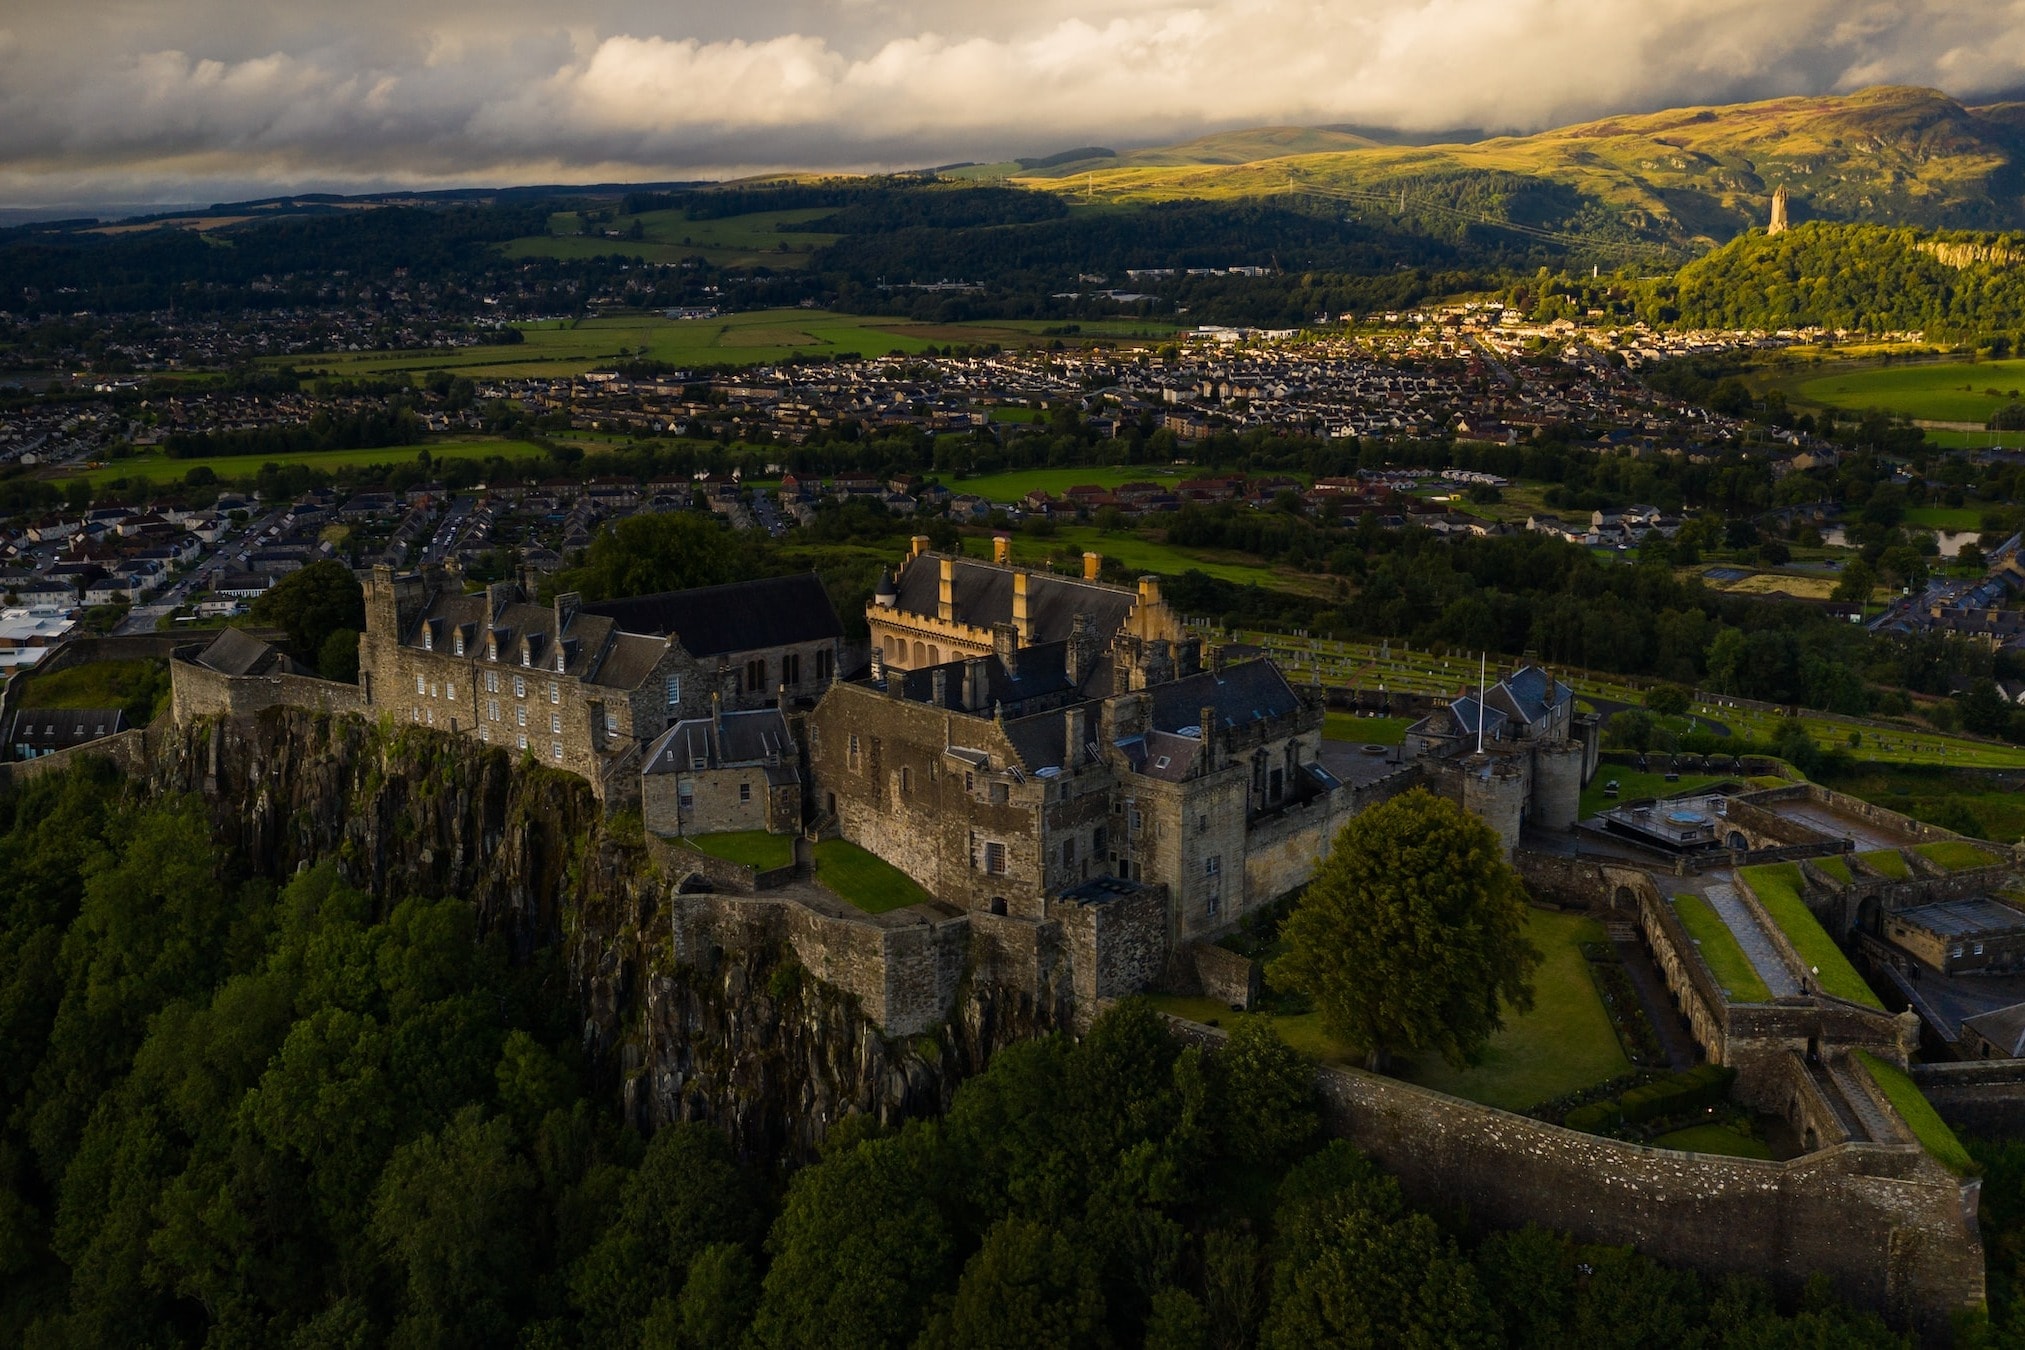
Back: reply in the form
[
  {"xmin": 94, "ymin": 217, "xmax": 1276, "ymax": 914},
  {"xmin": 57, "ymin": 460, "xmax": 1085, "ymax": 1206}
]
[
  {"xmin": 0, "ymin": 725, "xmax": 155, "ymax": 791},
  {"xmin": 1171, "ymin": 1019, "xmax": 1986, "ymax": 1339},
  {"xmin": 668, "ymin": 890, "xmax": 970, "ymax": 1037},
  {"xmin": 170, "ymin": 653, "xmax": 368, "ymax": 724},
  {"xmin": 1188, "ymin": 941, "xmax": 1261, "ymax": 1009},
  {"xmin": 1059, "ymin": 883, "xmax": 1170, "ymax": 1016},
  {"xmin": 1911, "ymin": 1061, "xmax": 2025, "ymax": 1137}
]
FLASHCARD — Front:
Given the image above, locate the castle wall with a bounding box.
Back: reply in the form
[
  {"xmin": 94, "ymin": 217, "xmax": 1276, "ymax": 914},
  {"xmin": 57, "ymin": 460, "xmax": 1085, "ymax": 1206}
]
[
  {"xmin": 1911, "ymin": 1061, "xmax": 2025, "ymax": 1137},
  {"xmin": 1532, "ymin": 738, "xmax": 1584, "ymax": 831},
  {"xmin": 1059, "ymin": 883, "xmax": 1171, "ymax": 1016},
  {"xmin": 1170, "ymin": 1019, "xmax": 1986, "ymax": 1340},
  {"xmin": 170, "ymin": 655, "xmax": 368, "ymax": 724}
]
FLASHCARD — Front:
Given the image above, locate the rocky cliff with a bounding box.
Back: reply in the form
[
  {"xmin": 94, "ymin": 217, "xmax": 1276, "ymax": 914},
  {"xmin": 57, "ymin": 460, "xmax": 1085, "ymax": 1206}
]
[{"xmin": 140, "ymin": 708, "xmax": 1064, "ymax": 1160}]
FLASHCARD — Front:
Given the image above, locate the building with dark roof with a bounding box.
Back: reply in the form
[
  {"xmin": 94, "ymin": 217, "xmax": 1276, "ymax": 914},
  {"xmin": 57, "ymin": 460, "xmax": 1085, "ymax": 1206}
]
[
  {"xmin": 642, "ymin": 703, "xmax": 802, "ymax": 836},
  {"xmin": 6, "ymin": 707, "xmax": 129, "ymax": 760},
  {"xmin": 806, "ymin": 540, "xmax": 1379, "ymax": 949},
  {"xmin": 357, "ymin": 562, "xmax": 843, "ymax": 793}
]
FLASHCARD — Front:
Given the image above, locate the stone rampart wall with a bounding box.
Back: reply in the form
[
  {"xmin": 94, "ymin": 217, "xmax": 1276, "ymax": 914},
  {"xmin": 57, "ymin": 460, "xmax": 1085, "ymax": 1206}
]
[
  {"xmin": 1060, "ymin": 884, "xmax": 1170, "ymax": 1015},
  {"xmin": 1169, "ymin": 1018, "xmax": 1985, "ymax": 1339},
  {"xmin": 171, "ymin": 654, "xmax": 367, "ymax": 723},
  {"xmin": 1189, "ymin": 942, "xmax": 1261, "ymax": 1009},
  {"xmin": 1912, "ymin": 1061, "xmax": 2025, "ymax": 1137},
  {"xmin": 0, "ymin": 725, "xmax": 156, "ymax": 791}
]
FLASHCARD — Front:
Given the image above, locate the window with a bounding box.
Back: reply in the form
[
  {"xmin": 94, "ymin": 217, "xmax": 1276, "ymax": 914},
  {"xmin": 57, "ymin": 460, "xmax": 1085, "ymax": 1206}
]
[
  {"xmin": 552, "ymin": 741, "xmax": 563, "ymax": 762},
  {"xmin": 740, "ymin": 782, "xmax": 752, "ymax": 803},
  {"xmin": 1093, "ymin": 826, "xmax": 1108, "ymax": 858},
  {"xmin": 550, "ymin": 712, "xmax": 561, "ymax": 734},
  {"xmin": 849, "ymin": 734, "xmax": 861, "ymax": 770},
  {"xmin": 782, "ymin": 653, "xmax": 801, "ymax": 685},
  {"xmin": 1207, "ymin": 893, "xmax": 1222, "ymax": 919},
  {"xmin": 1975, "ymin": 942, "xmax": 1987, "ymax": 956},
  {"xmin": 487, "ymin": 700, "xmax": 500, "ymax": 722},
  {"xmin": 517, "ymin": 733, "xmax": 528, "ymax": 751},
  {"xmin": 416, "ymin": 674, "xmax": 426, "ymax": 696},
  {"xmin": 1205, "ymin": 855, "xmax": 1222, "ymax": 877},
  {"xmin": 984, "ymin": 841, "xmax": 1007, "ymax": 875},
  {"xmin": 1062, "ymin": 837, "xmax": 1076, "ymax": 867},
  {"xmin": 548, "ymin": 682, "xmax": 559, "ymax": 704},
  {"xmin": 521, "ymin": 649, "xmax": 531, "ymax": 668},
  {"xmin": 605, "ymin": 710, "xmax": 619, "ymax": 736},
  {"xmin": 422, "ymin": 629, "xmax": 432, "ymax": 651},
  {"xmin": 816, "ymin": 649, "xmax": 834, "ymax": 682},
  {"xmin": 964, "ymin": 770, "xmax": 975, "ymax": 793},
  {"xmin": 446, "ymin": 682, "xmax": 455, "ymax": 702},
  {"xmin": 1128, "ymin": 807, "xmax": 1143, "ymax": 835},
  {"xmin": 516, "ymin": 706, "xmax": 527, "ymax": 727},
  {"xmin": 1952, "ymin": 946, "xmax": 1965, "ymax": 959},
  {"xmin": 678, "ymin": 782, "xmax": 694, "ymax": 812},
  {"xmin": 556, "ymin": 651, "xmax": 566, "ymax": 674},
  {"xmin": 514, "ymin": 676, "xmax": 526, "ymax": 698},
  {"xmin": 485, "ymin": 670, "xmax": 498, "ymax": 693},
  {"xmin": 453, "ymin": 632, "xmax": 464, "ymax": 656},
  {"xmin": 900, "ymin": 767, "xmax": 912, "ymax": 794},
  {"xmin": 1196, "ymin": 815, "xmax": 1208, "ymax": 834},
  {"xmin": 665, "ymin": 675, "xmax": 681, "ymax": 710},
  {"xmin": 746, "ymin": 657, "xmax": 766, "ymax": 692}
]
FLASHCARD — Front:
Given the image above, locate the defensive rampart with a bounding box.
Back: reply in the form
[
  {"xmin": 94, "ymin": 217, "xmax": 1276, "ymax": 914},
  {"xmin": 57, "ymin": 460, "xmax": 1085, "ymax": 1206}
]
[{"xmin": 1170, "ymin": 1019, "xmax": 1985, "ymax": 1340}]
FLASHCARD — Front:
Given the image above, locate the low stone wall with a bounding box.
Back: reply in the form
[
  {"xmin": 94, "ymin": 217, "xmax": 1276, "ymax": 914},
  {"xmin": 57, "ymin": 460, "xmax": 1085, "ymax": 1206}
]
[
  {"xmin": 1062, "ymin": 883, "xmax": 1172, "ymax": 1015},
  {"xmin": 1170, "ymin": 1019, "xmax": 1986, "ymax": 1339},
  {"xmin": 1190, "ymin": 942, "xmax": 1261, "ymax": 1009},
  {"xmin": 0, "ymin": 725, "xmax": 156, "ymax": 791},
  {"xmin": 1911, "ymin": 1061, "xmax": 2025, "ymax": 1137},
  {"xmin": 1640, "ymin": 883, "xmax": 1734, "ymax": 1059}
]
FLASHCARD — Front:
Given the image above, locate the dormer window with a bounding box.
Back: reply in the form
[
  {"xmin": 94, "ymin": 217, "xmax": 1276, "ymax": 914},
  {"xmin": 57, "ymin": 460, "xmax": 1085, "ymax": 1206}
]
[
  {"xmin": 556, "ymin": 650, "xmax": 566, "ymax": 674},
  {"xmin": 521, "ymin": 649, "xmax": 531, "ymax": 668},
  {"xmin": 453, "ymin": 632, "xmax": 464, "ymax": 656},
  {"xmin": 422, "ymin": 629, "xmax": 433, "ymax": 651}
]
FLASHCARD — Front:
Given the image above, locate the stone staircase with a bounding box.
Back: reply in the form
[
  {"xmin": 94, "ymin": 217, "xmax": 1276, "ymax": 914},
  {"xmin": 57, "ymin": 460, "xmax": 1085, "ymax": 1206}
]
[
  {"xmin": 1827, "ymin": 1055, "xmax": 1903, "ymax": 1144},
  {"xmin": 1805, "ymin": 1059, "xmax": 1870, "ymax": 1143}
]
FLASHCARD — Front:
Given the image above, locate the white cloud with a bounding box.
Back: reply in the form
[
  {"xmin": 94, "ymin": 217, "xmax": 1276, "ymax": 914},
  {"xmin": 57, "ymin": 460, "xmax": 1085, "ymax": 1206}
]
[{"xmin": 1, "ymin": 0, "xmax": 2023, "ymax": 204}]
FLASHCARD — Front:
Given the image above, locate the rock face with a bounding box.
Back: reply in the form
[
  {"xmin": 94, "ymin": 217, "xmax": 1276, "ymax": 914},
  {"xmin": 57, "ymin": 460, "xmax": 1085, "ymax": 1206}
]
[{"xmin": 143, "ymin": 709, "xmax": 1064, "ymax": 1159}]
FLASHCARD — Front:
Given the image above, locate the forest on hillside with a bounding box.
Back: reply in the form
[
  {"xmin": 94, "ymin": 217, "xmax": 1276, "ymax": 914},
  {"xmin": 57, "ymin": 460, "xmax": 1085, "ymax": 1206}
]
[{"xmin": 0, "ymin": 760, "xmax": 1991, "ymax": 1347}]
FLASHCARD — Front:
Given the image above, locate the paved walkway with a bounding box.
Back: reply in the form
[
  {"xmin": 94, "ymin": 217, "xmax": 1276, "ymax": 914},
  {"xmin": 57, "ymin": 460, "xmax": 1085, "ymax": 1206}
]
[
  {"xmin": 1828, "ymin": 1057, "xmax": 1902, "ymax": 1144},
  {"xmin": 1702, "ymin": 880, "xmax": 1805, "ymax": 998},
  {"xmin": 1765, "ymin": 801, "xmax": 1912, "ymax": 851}
]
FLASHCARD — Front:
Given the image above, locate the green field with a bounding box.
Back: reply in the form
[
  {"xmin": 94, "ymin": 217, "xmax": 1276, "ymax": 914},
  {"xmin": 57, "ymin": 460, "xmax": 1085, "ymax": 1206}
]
[
  {"xmin": 680, "ymin": 831, "xmax": 796, "ymax": 871},
  {"xmin": 71, "ymin": 438, "xmax": 552, "ymax": 486},
  {"xmin": 1736, "ymin": 864, "xmax": 1883, "ymax": 1009},
  {"xmin": 812, "ymin": 838, "xmax": 932, "ymax": 915},
  {"xmin": 1857, "ymin": 1051, "xmax": 1976, "ymax": 1175},
  {"xmin": 1913, "ymin": 839, "xmax": 2006, "ymax": 871},
  {"xmin": 1901, "ymin": 506, "xmax": 1988, "ymax": 531},
  {"xmin": 951, "ymin": 467, "xmax": 1198, "ymax": 501},
  {"xmin": 1672, "ymin": 894, "xmax": 1772, "ymax": 1004},
  {"xmin": 16, "ymin": 658, "xmax": 167, "ymax": 720},
  {"xmin": 971, "ymin": 525, "xmax": 1331, "ymax": 594},
  {"xmin": 1779, "ymin": 356, "xmax": 2025, "ymax": 424},
  {"xmin": 1856, "ymin": 848, "xmax": 1912, "ymax": 880}
]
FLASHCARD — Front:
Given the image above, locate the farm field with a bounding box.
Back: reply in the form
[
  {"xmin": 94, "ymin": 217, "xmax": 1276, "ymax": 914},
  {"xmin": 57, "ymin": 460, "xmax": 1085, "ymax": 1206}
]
[
  {"xmin": 1779, "ymin": 356, "xmax": 2025, "ymax": 424},
  {"xmin": 501, "ymin": 207, "xmax": 842, "ymax": 269},
  {"xmin": 273, "ymin": 310, "xmax": 1180, "ymax": 382},
  {"xmin": 67, "ymin": 439, "xmax": 552, "ymax": 486},
  {"xmin": 949, "ymin": 466, "xmax": 1199, "ymax": 501}
]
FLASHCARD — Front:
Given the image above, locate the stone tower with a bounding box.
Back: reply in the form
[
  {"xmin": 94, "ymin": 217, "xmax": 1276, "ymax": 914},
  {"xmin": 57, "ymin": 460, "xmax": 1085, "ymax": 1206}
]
[{"xmin": 1769, "ymin": 185, "xmax": 1789, "ymax": 236}]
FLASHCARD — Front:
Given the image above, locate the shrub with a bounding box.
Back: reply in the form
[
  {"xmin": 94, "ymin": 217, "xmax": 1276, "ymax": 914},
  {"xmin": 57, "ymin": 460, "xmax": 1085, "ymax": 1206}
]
[{"xmin": 1564, "ymin": 1101, "xmax": 1622, "ymax": 1133}]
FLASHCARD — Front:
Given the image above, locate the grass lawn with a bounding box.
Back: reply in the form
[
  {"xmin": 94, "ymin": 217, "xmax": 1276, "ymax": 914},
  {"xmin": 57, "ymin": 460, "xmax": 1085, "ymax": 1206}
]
[
  {"xmin": 1323, "ymin": 712, "xmax": 1411, "ymax": 745},
  {"xmin": 70, "ymin": 438, "xmax": 550, "ymax": 487},
  {"xmin": 1787, "ymin": 356, "xmax": 2025, "ymax": 424},
  {"xmin": 1811, "ymin": 856, "xmax": 1854, "ymax": 885},
  {"xmin": 16, "ymin": 658, "xmax": 165, "ymax": 715},
  {"xmin": 1901, "ymin": 506, "xmax": 1988, "ymax": 531},
  {"xmin": 813, "ymin": 838, "xmax": 933, "ymax": 914},
  {"xmin": 1856, "ymin": 1051, "xmax": 1976, "ymax": 1175},
  {"xmin": 1579, "ymin": 770, "xmax": 1725, "ymax": 821},
  {"xmin": 1150, "ymin": 910, "xmax": 1629, "ymax": 1112},
  {"xmin": 1857, "ymin": 848, "xmax": 1912, "ymax": 880},
  {"xmin": 1914, "ymin": 840, "xmax": 2005, "ymax": 871},
  {"xmin": 952, "ymin": 466, "xmax": 1196, "ymax": 501},
  {"xmin": 1400, "ymin": 910, "xmax": 1631, "ymax": 1111},
  {"xmin": 1737, "ymin": 864, "xmax": 1883, "ymax": 1009},
  {"xmin": 681, "ymin": 831, "xmax": 795, "ymax": 871},
  {"xmin": 1651, "ymin": 1123, "xmax": 1775, "ymax": 1160},
  {"xmin": 1672, "ymin": 894, "xmax": 1772, "ymax": 1004}
]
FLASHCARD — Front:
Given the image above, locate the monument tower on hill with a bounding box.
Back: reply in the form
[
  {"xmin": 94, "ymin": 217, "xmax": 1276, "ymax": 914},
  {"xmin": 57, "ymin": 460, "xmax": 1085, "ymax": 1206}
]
[{"xmin": 1769, "ymin": 185, "xmax": 1790, "ymax": 236}]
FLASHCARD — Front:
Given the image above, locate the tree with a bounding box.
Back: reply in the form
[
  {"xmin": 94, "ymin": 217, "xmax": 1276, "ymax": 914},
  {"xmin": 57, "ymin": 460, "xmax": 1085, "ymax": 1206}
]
[
  {"xmin": 1269, "ymin": 789, "xmax": 1538, "ymax": 1070},
  {"xmin": 554, "ymin": 512, "xmax": 772, "ymax": 601},
  {"xmin": 1832, "ymin": 558, "xmax": 1877, "ymax": 607},
  {"xmin": 917, "ymin": 1217, "xmax": 1110, "ymax": 1350},
  {"xmin": 1644, "ymin": 684, "xmax": 1691, "ymax": 717},
  {"xmin": 317, "ymin": 627, "xmax": 361, "ymax": 683},
  {"xmin": 250, "ymin": 560, "xmax": 365, "ymax": 663}
]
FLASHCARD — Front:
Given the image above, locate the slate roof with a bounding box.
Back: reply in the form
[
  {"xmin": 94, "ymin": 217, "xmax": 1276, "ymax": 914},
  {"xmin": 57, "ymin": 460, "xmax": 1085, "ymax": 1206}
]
[
  {"xmin": 1444, "ymin": 694, "xmax": 1510, "ymax": 741},
  {"xmin": 644, "ymin": 709, "xmax": 797, "ymax": 775},
  {"xmin": 1115, "ymin": 729, "xmax": 1203, "ymax": 782},
  {"xmin": 194, "ymin": 628, "xmax": 298, "ymax": 677},
  {"xmin": 1490, "ymin": 665, "xmax": 1572, "ymax": 726},
  {"xmin": 890, "ymin": 556, "xmax": 1138, "ymax": 644},
  {"xmin": 6, "ymin": 707, "xmax": 128, "ymax": 752},
  {"xmin": 1964, "ymin": 1002, "xmax": 2025, "ymax": 1057},
  {"xmin": 891, "ymin": 639, "xmax": 1106, "ymax": 711},
  {"xmin": 583, "ymin": 573, "xmax": 842, "ymax": 656},
  {"xmin": 1147, "ymin": 660, "xmax": 1301, "ymax": 735}
]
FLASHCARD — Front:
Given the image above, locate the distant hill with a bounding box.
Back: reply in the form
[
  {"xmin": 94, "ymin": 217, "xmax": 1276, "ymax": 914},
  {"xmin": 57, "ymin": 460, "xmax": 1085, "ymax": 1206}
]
[{"xmin": 1016, "ymin": 86, "xmax": 2025, "ymax": 254}]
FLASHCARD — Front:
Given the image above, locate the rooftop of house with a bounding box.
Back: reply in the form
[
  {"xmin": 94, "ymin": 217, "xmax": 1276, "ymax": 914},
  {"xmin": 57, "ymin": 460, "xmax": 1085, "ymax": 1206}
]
[
  {"xmin": 192, "ymin": 627, "xmax": 305, "ymax": 678},
  {"xmin": 1963, "ymin": 1001, "xmax": 2025, "ymax": 1056},
  {"xmin": 644, "ymin": 708, "xmax": 798, "ymax": 776},
  {"xmin": 582, "ymin": 572, "xmax": 842, "ymax": 656},
  {"xmin": 1894, "ymin": 897, "xmax": 2025, "ymax": 941},
  {"xmin": 887, "ymin": 554, "xmax": 1140, "ymax": 644}
]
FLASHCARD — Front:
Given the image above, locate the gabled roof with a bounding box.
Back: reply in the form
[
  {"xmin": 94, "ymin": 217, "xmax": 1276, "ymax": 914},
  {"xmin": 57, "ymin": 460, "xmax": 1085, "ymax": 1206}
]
[
  {"xmin": 644, "ymin": 709, "xmax": 797, "ymax": 775},
  {"xmin": 1493, "ymin": 665, "xmax": 1573, "ymax": 725},
  {"xmin": 1964, "ymin": 1002, "xmax": 2025, "ymax": 1058},
  {"xmin": 194, "ymin": 627, "xmax": 299, "ymax": 678},
  {"xmin": 1147, "ymin": 660, "xmax": 1301, "ymax": 735},
  {"xmin": 583, "ymin": 572, "xmax": 842, "ymax": 657},
  {"xmin": 6, "ymin": 707, "xmax": 128, "ymax": 749}
]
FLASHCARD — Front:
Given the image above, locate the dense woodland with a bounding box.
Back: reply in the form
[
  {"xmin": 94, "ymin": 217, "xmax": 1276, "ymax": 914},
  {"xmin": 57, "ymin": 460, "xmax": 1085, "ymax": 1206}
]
[{"xmin": 0, "ymin": 761, "xmax": 2000, "ymax": 1348}]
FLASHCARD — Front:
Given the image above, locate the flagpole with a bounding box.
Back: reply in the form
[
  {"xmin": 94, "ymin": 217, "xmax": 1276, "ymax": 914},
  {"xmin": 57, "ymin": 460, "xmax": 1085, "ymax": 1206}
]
[{"xmin": 1477, "ymin": 652, "xmax": 1486, "ymax": 753}]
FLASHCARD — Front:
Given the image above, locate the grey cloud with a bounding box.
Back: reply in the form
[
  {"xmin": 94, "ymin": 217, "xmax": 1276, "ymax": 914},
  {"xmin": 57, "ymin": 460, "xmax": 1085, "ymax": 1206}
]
[{"xmin": 2, "ymin": 0, "xmax": 2024, "ymax": 207}]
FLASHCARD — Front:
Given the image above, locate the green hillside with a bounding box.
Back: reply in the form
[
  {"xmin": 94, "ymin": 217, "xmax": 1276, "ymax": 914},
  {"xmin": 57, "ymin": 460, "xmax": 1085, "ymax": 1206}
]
[{"xmin": 1017, "ymin": 86, "xmax": 2025, "ymax": 252}]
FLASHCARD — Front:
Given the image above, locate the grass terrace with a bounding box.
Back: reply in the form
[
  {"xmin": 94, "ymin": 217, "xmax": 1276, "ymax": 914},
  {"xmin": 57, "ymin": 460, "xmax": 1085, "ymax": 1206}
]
[
  {"xmin": 16, "ymin": 658, "xmax": 166, "ymax": 713},
  {"xmin": 680, "ymin": 831, "xmax": 796, "ymax": 872},
  {"xmin": 1856, "ymin": 1051, "xmax": 1977, "ymax": 1176},
  {"xmin": 1811, "ymin": 856, "xmax": 1854, "ymax": 886},
  {"xmin": 1322, "ymin": 713, "xmax": 1412, "ymax": 746},
  {"xmin": 1737, "ymin": 864, "xmax": 1883, "ymax": 1009},
  {"xmin": 1650, "ymin": 1123, "xmax": 1776, "ymax": 1161},
  {"xmin": 1913, "ymin": 840, "xmax": 2006, "ymax": 872},
  {"xmin": 1672, "ymin": 894, "xmax": 1772, "ymax": 1003},
  {"xmin": 813, "ymin": 838, "xmax": 933, "ymax": 915},
  {"xmin": 1857, "ymin": 848, "xmax": 1912, "ymax": 880}
]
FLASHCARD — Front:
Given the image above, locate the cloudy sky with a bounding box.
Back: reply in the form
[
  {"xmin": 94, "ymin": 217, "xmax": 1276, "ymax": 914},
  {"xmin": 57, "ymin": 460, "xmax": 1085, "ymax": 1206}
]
[{"xmin": 3, "ymin": 0, "xmax": 2024, "ymax": 209}]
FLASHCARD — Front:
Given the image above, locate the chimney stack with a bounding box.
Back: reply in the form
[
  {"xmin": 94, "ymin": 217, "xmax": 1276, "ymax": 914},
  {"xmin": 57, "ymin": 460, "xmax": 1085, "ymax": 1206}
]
[
  {"xmin": 1065, "ymin": 705, "xmax": 1087, "ymax": 767},
  {"xmin": 993, "ymin": 534, "xmax": 1011, "ymax": 565},
  {"xmin": 1083, "ymin": 551, "xmax": 1102, "ymax": 580},
  {"xmin": 963, "ymin": 657, "xmax": 990, "ymax": 711},
  {"xmin": 1012, "ymin": 570, "xmax": 1031, "ymax": 641},
  {"xmin": 911, "ymin": 534, "xmax": 931, "ymax": 558},
  {"xmin": 932, "ymin": 667, "xmax": 949, "ymax": 706},
  {"xmin": 938, "ymin": 557, "xmax": 956, "ymax": 622},
  {"xmin": 1199, "ymin": 705, "xmax": 1218, "ymax": 769}
]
